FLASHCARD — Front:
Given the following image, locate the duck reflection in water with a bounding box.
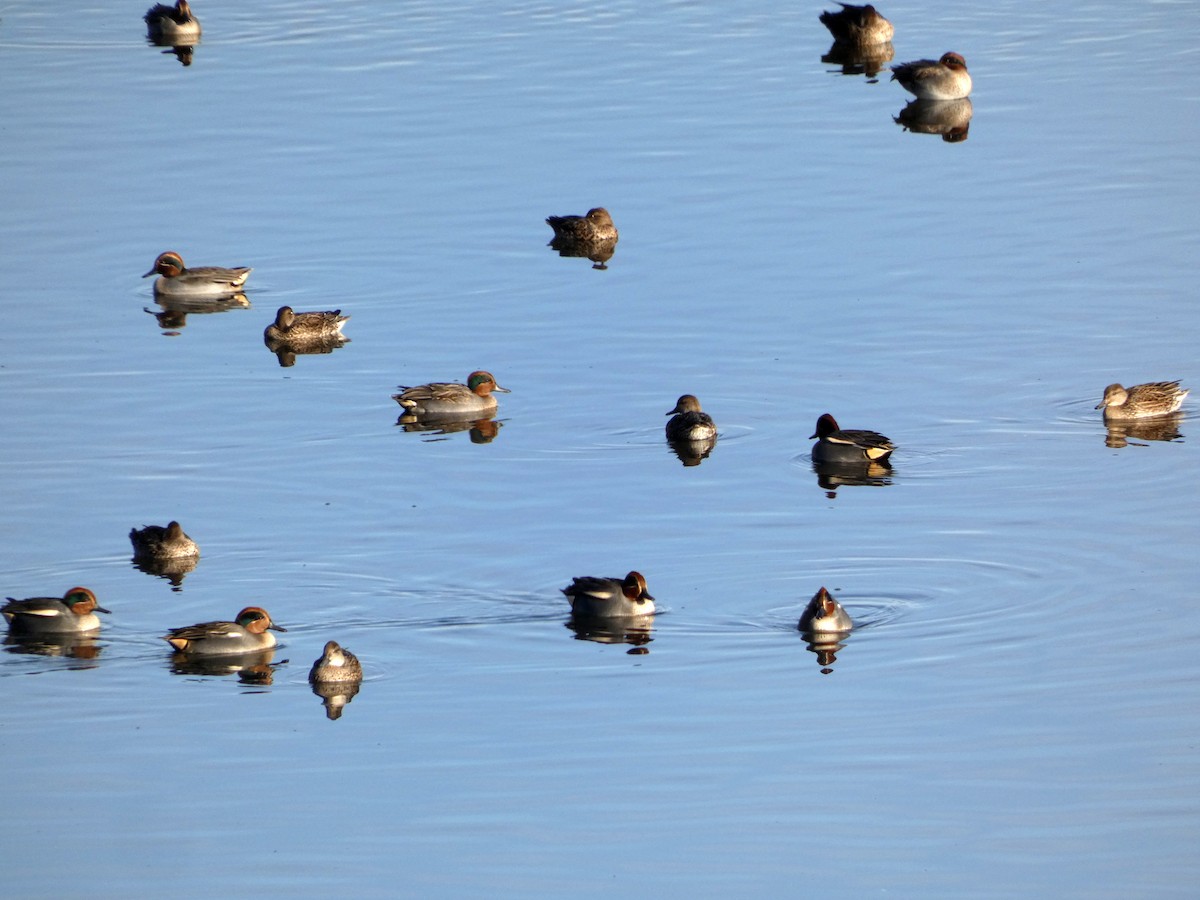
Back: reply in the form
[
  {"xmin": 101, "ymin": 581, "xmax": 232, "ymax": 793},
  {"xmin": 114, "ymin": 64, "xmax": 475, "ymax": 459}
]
[
  {"xmin": 1102, "ymin": 412, "xmax": 1185, "ymax": 449},
  {"xmin": 265, "ymin": 339, "xmax": 350, "ymax": 367},
  {"xmin": 311, "ymin": 677, "xmax": 362, "ymax": 719},
  {"xmin": 566, "ymin": 614, "xmax": 655, "ymax": 651},
  {"xmin": 169, "ymin": 647, "xmax": 280, "ymax": 679},
  {"xmin": 396, "ymin": 413, "xmax": 503, "ymax": 443},
  {"xmin": 812, "ymin": 458, "xmax": 893, "ymax": 496},
  {"xmin": 237, "ymin": 660, "xmax": 280, "ymax": 687},
  {"xmin": 4, "ymin": 631, "xmax": 103, "ymax": 663},
  {"xmin": 822, "ymin": 40, "xmax": 895, "ymax": 78},
  {"xmin": 144, "ymin": 293, "xmax": 250, "ymax": 334},
  {"xmin": 668, "ymin": 436, "xmax": 717, "ymax": 466},
  {"xmin": 548, "ymin": 235, "xmax": 617, "ymax": 270},
  {"xmin": 798, "ymin": 587, "xmax": 853, "ymax": 674},
  {"xmin": 894, "ymin": 98, "xmax": 973, "ymax": 142},
  {"xmin": 131, "ymin": 553, "xmax": 198, "ymax": 589},
  {"xmin": 155, "ymin": 44, "xmax": 195, "ymax": 66}
]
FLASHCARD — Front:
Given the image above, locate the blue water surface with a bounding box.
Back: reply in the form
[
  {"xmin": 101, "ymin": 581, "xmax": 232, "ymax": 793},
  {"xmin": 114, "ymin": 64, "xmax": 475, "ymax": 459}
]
[{"xmin": 1, "ymin": 1, "xmax": 1198, "ymax": 896}]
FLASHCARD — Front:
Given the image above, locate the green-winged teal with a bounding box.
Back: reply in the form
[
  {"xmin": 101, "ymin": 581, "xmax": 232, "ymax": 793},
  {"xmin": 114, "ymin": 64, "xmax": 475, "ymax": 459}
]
[
  {"xmin": 143, "ymin": 251, "xmax": 251, "ymax": 296},
  {"xmin": 3, "ymin": 587, "xmax": 110, "ymax": 634},
  {"xmin": 798, "ymin": 587, "xmax": 853, "ymax": 633},
  {"xmin": 393, "ymin": 370, "xmax": 509, "ymax": 417},
  {"xmin": 820, "ymin": 4, "xmax": 893, "ymax": 44},
  {"xmin": 163, "ymin": 606, "xmax": 285, "ymax": 655},
  {"xmin": 562, "ymin": 571, "xmax": 656, "ymax": 617},
  {"xmin": 892, "ymin": 52, "xmax": 972, "ymax": 99}
]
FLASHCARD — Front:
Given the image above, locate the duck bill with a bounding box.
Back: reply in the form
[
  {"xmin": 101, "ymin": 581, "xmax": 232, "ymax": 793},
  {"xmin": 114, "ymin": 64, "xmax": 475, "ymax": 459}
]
[
  {"xmin": 492, "ymin": 385, "xmax": 511, "ymax": 393},
  {"xmin": 141, "ymin": 268, "xmax": 158, "ymax": 278},
  {"xmin": 95, "ymin": 605, "xmax": 113, "ymax": 614},
  {"xmin": 270, "ymin": 623, "xmax": 288, "ymax": 632}
]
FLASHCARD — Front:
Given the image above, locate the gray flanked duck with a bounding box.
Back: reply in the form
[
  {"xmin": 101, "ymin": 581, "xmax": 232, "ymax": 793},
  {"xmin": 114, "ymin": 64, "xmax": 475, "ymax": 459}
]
[
  {"xmin": 798, "ymin": 587, "xmax": 853, "ymax": 634},
  {"xmin": 393, "ymin": 370, "xmax": 510, "ymax": 418},
  {"xmin": 3, "ymin": 587, "xmax": 110, "ymax": 634},
  {"xmin": 143, "ymin": 251, "xmax": 251, "ymax": 296},
  {"xmin": 562, "ymin": 571, "xmax": 655, "ymax": 618},
  {"xmin": 163, "ymin": 606, "xmax": 285, "ymax": 656}
]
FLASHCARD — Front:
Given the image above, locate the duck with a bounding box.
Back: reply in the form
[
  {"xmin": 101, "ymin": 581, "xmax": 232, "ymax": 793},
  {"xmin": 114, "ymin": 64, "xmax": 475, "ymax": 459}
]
[
  {"xmin": 562, "ymin": 571, "xmax": 655, "ymax": 618},
  {"xmin": 819, "ymin": 4, "xmax": 893, "ymax": 44},
  {"xmin": 2, "ymin": 587, "xmax": 110, "ymax": 634},
  {"xmin": 162, "ymin": 606, "xmax": 285, "ymax": 655},
  {"xmin": 798, "ymin": 587, "xmax": 853, "ymax": 633},
  {"xmin": 142, "ymin": 251, "xmax": 252, "ymax": 297},
  {"xmin": 264, "ymin": 306, "xmax": 350, "ymax": 343},
  {"xmin": 393, "ymin": 370, "xmax": 510, "ymax": 417},
  {"xmin": 545, "ymin": 208, "xmax": 619, "ymax": 243},
  {"xmin": 1095, "ymin": 381, "xmax": 1188, "ymax": 420},
  {"xmin": 665, "ymin": 394, "xmax": 718, "ymax": 442},
  {"xmin": 891, "ymin": 52, "xmax": 972, "ymax": 100},
  {"xmin": 309, "ymin": 640, "xmax": 363, "ymax": 684},
  {"xmin": 129, "ymin": 521, "xmax": 199, "ymax": 560},
  {"xmin": 144, "ymin": 1, "xmax": 201, "ymax": 42},
  {"xmin": 810, "ymin": 413, "xmax": 895, "ymax": 464}
]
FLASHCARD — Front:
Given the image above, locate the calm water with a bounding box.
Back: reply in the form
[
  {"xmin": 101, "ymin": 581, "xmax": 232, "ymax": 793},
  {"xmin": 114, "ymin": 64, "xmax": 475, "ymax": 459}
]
[{"xmin": 2, "ymin": 1, "xmax": 1198, "ymax": 896}]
